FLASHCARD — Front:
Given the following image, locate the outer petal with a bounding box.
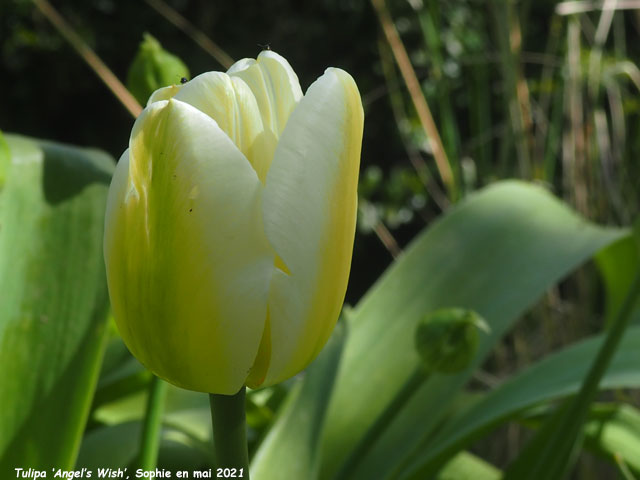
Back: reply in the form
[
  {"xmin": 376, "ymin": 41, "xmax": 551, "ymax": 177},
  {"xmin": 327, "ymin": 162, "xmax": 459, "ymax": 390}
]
[
  {"xmin": 253, "ymin": 68, "xmax": 364, "ymax": 387},
  {"xmin": 147, "ymin": 84, "xmax": 184, "ymax": 105},
  {"xmin": 104, "ymin": 99, "xmax": 274, "ymax": 394},
  {"xmin": 227, "ymin": 50, "xmax": 303, "ymax": 138},
  {"xmin": 173, "ymin": 72, "xmax": 275, "ymax": 183}
]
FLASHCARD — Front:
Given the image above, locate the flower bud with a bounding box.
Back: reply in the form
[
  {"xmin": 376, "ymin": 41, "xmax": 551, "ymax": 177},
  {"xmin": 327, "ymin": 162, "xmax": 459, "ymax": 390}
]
[
  {"xmin": 104, "ymin": 51, "xmax": 364, "ymax": 394},
  {"xmin": 415, "ymin": 308, "xmax": 489, "ymax": 374},
  {"xmin": 126, "ymin": 33, "xmax": 190, "ymax": 105}
]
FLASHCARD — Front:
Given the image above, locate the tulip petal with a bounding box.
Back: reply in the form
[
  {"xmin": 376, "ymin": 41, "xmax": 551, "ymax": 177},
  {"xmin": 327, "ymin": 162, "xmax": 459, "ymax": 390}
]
[
  {"xmin": 227, "ymin": 50, "xmax": 303, "ymax": 138},
  {"xmin": 173, "ymin": 72, "xmax": 275, "ymax": 183},
  {"xmin": 259, "ymin": 68, "xmax": 364, "ymax": 387},
  {"xmin": 104, "ymin": 99, "xmax": 274, "ymax": 394},
  {"xmin": 147, "ymin": 84, "xmax": 184, "ymax": 105}
]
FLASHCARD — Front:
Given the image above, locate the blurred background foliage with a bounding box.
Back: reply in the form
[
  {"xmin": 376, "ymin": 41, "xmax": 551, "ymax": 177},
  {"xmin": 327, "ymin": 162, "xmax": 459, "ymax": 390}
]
[
  {"xmin": 1, "ymin": 0, "xmax": 640, "ymax": 478},
  {"xmin": 3, "ymin": 0, "xmax": 640, "ymax": 298}
]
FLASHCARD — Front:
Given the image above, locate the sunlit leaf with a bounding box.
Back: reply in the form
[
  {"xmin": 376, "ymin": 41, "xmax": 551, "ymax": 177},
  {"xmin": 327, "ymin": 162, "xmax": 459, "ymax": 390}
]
[
  {"xmin": 313, "ymin": 181, "xmax": 626, "ymax": 479},
  {"xmin": 0, "ymin": 134, "xmax": 113, "ymax": 470}
]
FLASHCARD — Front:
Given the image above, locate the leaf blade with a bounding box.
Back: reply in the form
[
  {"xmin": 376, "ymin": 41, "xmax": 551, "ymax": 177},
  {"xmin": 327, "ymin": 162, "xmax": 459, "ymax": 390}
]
[
  {"xmin": 316, "ymin": 180, "xmax": 626, "ymax": 479},
  {"xmin": 0, "ymin": 134, "xmax": 113, "ymax": 470}
]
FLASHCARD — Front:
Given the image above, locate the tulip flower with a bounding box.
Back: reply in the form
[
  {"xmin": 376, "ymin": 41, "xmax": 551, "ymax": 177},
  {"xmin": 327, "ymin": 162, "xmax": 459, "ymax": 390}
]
[{"xmin": 104, "ymin": 51, "xmax": 364, "ymax": 395}]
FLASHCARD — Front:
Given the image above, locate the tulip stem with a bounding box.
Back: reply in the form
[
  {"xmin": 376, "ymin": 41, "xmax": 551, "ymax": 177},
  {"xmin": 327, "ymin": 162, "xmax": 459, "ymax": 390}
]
[
  {"xmin": 210, "ymin": 387, "xmax": 250, "ymax": 479},
  {"xmin": 139, "ymin": 375, "xmax": 168, "ymax": 470}
]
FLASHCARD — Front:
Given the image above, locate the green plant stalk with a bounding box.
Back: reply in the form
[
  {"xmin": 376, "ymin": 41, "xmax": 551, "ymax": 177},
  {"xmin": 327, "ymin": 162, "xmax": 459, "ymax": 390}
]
[
  {"xmin": 418, "ymin": 4, "xmax": 460, "ymax": 171},
  {"xmin": 336, "ymin": 368, "xmax": 427, "ymax": 480},
  {"xmin": 210, "ymin": 387, "xmax": 250, "ymax": 478},
  {"xmin": 139, "ymin": 375, "xmax": 168, "ymax": 469},
  {"xmin": 490, "ymin": 0, "xmax": 532, "ymax": 178},
  {"xmin": 504, "ymin": 268, "xmax": 640, "ymax": 479},
  {"xmin": 33, "ymin": 0, "xmax": 142, "ymax": 118},
  {"xmin": 370, "ymin": 0, "xmax": 456, "ymax": 199},
  {"xmin": 534, "ymin": 13, "xmax": 562, "ymax": 178},
  {"xmin": 543, "ymin": 87, "xmax": 563, "ymax": 182},
  {"xmin": 566, "ymin": 269, "xmax": 640, "ymax": 453},
  {"xmin": 468, "ymin": 56, "xmax": 491, "ymax": 180}
]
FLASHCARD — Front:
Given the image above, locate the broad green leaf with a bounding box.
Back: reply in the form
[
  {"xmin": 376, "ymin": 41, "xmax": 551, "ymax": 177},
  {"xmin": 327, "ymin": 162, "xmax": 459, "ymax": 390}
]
[
  {"xmin": 250, "ymin": 322, "xmax": 347, "ymax": 479},
  {"xmin": 500, "ymin": 228, "xmax": 640, "ymax": 479},
  {"xmin": 0, "ymin": 134, "xmax": 113, "ymax": 471},
  {"xmin": 316, "ymin": 181, "xmax": 626, "ymax": 479},
  {"xmin": 398, "ymin": 325, "xmax": 640, "ymax": 478},
  {"xmin": 435, "ymin": 451, "xmax": 500, "ymax": 480}
]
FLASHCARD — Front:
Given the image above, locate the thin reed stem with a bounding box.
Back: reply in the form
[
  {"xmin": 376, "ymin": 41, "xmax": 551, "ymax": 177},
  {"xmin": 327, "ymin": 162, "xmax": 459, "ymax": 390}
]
[{"xmin": 33, "ymin": 0, "xmax": 142, "ymax": 118}]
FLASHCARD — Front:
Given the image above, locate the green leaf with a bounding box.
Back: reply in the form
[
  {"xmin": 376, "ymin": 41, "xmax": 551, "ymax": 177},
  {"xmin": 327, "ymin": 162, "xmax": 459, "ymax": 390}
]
[
  {"xmin": 583, "ymin": 404, "xmax": 640, "ymax": 475},
  {"xmin": 435, "ymin": 451, "xmax": 500, "ymax": 480},
  {"xmin": 596, "ymin": 236, "xmax": 640, "ymax": 326},
  {"xmin": 77, "ymin": 422, "xmax": 142, "ymax": 469},
  {"xmin": 398, "ymin": 325, "xmax": 640, "ymax": 478},
  {"xmin": 76, "ymin": 422, "xmax": 211, "ymax": 471},
  {"xmin": 250, "ymin": 321, "xmax": 347, "ymax": 479},
  {"xmin": 0, "ymin": 131, "xmax": 9, "ymax": 187},
  {"xmin": 93, "ymin": 382, "xmax": 212, "ymax": 445},
  {"xmin": 315, "ymin": 181, "xmax": 626, "ymax": 479},
  {"xmin": 520, "ymin": 403, "xmax": 640, "ymax": 476},
  {"xmin": 502, "ymin": 266, "xmax": 640, "ymax": 480},
  {"xmin": 0, "ymin": 134, "xmax": 113, "ymax": 470}
]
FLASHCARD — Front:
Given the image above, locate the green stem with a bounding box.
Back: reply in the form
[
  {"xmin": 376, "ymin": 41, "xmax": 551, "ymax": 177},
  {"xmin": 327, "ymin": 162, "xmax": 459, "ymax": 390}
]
[
  {"xmin": 504, "ymin": 267, "xmax": 640, "ymax": 479},
  {"xmin": 210, "ymin": 387, "xmax": 250, "ymax": 478},
  {"xmin": 563, "ymin": 269, "xmax": 640, "ymax": 426},
  {"xmin": 139, "ymin": 375, "xmax": 168, "ymax": 469},
  {"xmin": 551, "ymin": 268, "xmax": 640, "ymax": 475},
  {"xmin": 336, "ymin": 368, "xmax": 428, "ymax": 480}
]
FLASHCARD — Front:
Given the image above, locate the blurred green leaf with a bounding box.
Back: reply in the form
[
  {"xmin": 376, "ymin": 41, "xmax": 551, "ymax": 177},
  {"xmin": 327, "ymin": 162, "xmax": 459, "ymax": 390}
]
[
  {"xmin": 0, "ymin": 134, "xmax": 113, "ymax": 470},
  {"xmin": 502, "ymin": 263, "xmax": 640, "ymax": 480},
  {"xmin": 91, "ymin": 322, "xmax": 161, "ymax": 411},
  {"xmin": 597, "ymin": 236, "xmax": 640, "ymax": 326},
  {"xmin": 0, "ymin": 132, "xmax": 9, "ymax": 187},
  {"xmin": 76, "ymin": 422, "xmax": 211, "ymax": 471},
  {"xmin": 78, "ymin": 422, "xmax": 141, "ymax": 469},
  {"xmin": 400, "ymin": 325, "xmax": 640, "ymax": 478},
  {"xmin": 583, "ymin": 403, "xmax": 640, "ymax": 475},
  {"xmin": 93, "ymin": 383, "xmax": 211, "ymax": 444},
  {"xmin": 314, "ymin": 181, "xmax": 626, "ymax": 479},
  {"xmin": 519, "ymin": 403, "xmax": 640, "ymax": 476},
  {"xmin": 250, "ymin": 322, "xmax": 347, "ymax": 479},
  {"xmin": 126, "ymin": 33, "xmax": 190, "ymax": 105},
  {"xmin": 435, "ymin": 451, "xmax": 500, "ymax": 480}
]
